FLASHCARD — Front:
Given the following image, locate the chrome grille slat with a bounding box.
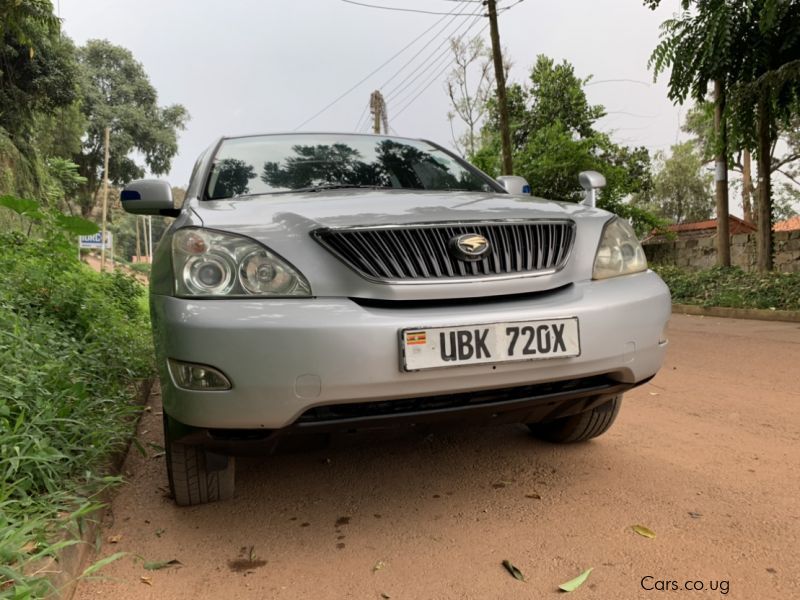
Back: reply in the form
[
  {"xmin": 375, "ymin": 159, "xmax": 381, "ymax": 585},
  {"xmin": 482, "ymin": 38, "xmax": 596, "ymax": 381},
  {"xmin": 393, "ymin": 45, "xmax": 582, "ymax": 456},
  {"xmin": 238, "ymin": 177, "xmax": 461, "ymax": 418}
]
[
  {"xmin": 313, "ymin": 220, "xmax": 575, "ymax": 283},
  {"xmin": 366, "ymin": 230, "xmax": 403, "ymax": 278}
]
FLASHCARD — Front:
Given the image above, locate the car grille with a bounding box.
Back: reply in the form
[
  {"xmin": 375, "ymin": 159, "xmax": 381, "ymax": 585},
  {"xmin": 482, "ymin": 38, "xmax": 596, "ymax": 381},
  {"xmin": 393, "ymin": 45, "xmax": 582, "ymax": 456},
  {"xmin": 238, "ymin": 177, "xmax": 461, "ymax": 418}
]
[{"xmin": 312, "ymin": 221, "xmax": 575, "ymax": 282}]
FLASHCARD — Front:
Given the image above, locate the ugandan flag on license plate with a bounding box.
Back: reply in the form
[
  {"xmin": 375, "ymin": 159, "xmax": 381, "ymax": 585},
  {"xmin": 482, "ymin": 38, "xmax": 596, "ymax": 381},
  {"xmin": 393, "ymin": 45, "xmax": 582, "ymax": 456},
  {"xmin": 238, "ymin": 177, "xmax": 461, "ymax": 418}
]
[{"xmin": 406, "ymin": 331, "xmax": 427, "ymax": 346}]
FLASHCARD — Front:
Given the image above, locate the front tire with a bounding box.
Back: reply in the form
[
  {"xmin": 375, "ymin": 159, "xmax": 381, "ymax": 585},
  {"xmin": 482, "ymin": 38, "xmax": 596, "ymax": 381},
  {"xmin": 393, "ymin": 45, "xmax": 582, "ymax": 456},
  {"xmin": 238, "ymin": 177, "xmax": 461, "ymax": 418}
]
[
  {"xmin": 528, "ymin": 395, "xmax": 622, "ymax": 443},
  {"xmin": 164, "ymin": 415, "xmax": 235, "ymax": 506}
]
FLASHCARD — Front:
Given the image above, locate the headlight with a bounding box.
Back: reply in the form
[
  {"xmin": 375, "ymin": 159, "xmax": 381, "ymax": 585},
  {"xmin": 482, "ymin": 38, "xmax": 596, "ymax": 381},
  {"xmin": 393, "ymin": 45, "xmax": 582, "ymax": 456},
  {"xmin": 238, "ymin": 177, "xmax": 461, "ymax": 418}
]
[
  {"xmin": 172, "ymin": 228, "xmax": 311, "ymax": 297},
  {"xmin": 592, "ymin": 217, "xmax": 647, "ymax": 280}
]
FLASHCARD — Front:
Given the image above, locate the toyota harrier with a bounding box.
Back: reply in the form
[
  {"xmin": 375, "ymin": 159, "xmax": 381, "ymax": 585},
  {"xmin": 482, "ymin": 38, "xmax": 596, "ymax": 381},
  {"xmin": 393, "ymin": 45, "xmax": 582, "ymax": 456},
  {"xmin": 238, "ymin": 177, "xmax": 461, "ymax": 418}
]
[{"xmin": 121, "ymin": 133, "xmax": 670, "ymax": 505}]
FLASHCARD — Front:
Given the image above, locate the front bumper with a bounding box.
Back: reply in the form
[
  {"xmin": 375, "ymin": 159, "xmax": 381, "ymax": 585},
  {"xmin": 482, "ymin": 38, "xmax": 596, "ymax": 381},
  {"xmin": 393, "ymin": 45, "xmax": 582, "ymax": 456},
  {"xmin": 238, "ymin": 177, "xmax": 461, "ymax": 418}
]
[{"xmin": 152, "ymin": 271, "xmax": 670, "ymax": 430}]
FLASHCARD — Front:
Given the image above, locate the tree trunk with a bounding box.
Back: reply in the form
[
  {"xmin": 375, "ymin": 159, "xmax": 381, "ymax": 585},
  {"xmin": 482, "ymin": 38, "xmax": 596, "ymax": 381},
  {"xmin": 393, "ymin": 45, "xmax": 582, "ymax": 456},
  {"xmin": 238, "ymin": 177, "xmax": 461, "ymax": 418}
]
[
  {"xmin": 742, "ymin": 148, "xmax": 753, "ymax": 223},
  {"xmin": 713, "ymin": 80, "xmax": 731, "ymax": 267},
  {"xmin": 755, "ymin": 93, "xmax": 773, "ymax": 272}
]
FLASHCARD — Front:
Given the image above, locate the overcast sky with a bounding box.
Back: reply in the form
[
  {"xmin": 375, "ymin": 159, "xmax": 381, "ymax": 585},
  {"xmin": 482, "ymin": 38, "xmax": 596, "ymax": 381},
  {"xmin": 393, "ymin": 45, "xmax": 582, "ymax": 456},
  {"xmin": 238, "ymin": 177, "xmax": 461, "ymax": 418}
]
[{"xmin": 58, "ymin": 0, "xmax": 685, "ymax": 187}]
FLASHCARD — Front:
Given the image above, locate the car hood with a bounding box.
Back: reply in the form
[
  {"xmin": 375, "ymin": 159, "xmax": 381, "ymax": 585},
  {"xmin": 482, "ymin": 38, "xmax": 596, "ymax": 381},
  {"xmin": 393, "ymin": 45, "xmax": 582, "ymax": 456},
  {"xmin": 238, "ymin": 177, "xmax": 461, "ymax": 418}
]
[
  {"xmin": 177, "ymin": 189, "xmax": 612, "ymax": 301},
  {"xmin": 189, "ymin": 188, "xmax": 603, "ymax": 230}
]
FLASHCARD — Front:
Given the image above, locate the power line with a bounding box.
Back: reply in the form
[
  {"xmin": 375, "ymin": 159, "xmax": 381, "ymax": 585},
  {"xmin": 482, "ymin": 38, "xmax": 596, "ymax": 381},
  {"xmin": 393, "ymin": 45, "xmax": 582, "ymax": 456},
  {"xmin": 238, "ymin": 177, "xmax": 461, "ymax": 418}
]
[
  {"xmin": 352, "ymin": 1, "xmax": 471, "ymax": 131},
  {"xmin": 497, "ymin": 0, "xmax": 526, "ymax": 13},
  {"xmin": 388, "ymin": 14, "xmax": 483, "ymax": 105},
  {"xmin": 384, "ymin": 8, "xmax": 479, "ymax": 100},
  {"xmin": 293, "ymin": 5, "xmax": 471, "ymax": 130},
  {"xmin": 378, "ymin": 1, "xmax": 471, "ymax": 91},
  {"xmin": 354, "ymin": 99, "xmax": 371, "ymax": 131},
  {"xmin": 340, "ymin": 0, "xmax": 486, "ymax": 16},
  {"xmin": 392, "ymin": 20, "xmax": 490, "ymax": 120},
  {"xmin": 586, "ymin": 78, "xmax": 651, "ymax": 87},
  {"xmin": 603, "ymin": 110, "xmax": 660, "ymax": 119},
  {"xmin": 389, "ymin": 0, "xmax": 524, "ymax": 124}
]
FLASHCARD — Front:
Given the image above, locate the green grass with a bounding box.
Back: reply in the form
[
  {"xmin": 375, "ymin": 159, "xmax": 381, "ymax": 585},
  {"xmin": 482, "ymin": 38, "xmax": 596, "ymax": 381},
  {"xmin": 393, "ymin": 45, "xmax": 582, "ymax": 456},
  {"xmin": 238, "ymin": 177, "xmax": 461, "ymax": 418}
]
[
  {"xmin": 653, "ymin": 265, "xmax": 800, "ymax": 311},
  {"xmin": 0, "ymin": 231, "xmax": 154, "ymax": 598}
]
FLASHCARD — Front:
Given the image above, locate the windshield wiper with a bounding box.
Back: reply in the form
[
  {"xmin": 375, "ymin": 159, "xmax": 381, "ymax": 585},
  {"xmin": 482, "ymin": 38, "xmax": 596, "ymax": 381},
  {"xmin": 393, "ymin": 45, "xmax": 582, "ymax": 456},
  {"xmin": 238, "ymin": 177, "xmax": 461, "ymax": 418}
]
[{"xmin": 291, "ymin": 184, "xmax": 395, "ymax": 193}]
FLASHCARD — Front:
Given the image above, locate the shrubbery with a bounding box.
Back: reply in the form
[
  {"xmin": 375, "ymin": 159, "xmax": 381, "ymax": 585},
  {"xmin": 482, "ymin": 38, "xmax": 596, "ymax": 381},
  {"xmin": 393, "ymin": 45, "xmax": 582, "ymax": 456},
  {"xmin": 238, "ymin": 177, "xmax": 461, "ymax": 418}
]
[
  {"xmin": 653, "ymin": 265, "xmax": 800, "ymax": 311},
  {"xmin": 0, "ymin": 228, "xmax": 153, "ymax": 596}
]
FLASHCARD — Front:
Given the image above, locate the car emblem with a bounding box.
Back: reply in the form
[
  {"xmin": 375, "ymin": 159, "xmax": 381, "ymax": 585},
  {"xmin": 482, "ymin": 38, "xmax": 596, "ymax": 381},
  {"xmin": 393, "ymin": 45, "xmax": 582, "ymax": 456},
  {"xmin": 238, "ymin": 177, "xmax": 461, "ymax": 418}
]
[{"xmin": 450, "ymin": 233, "xmax": 491, "ymax": 261}]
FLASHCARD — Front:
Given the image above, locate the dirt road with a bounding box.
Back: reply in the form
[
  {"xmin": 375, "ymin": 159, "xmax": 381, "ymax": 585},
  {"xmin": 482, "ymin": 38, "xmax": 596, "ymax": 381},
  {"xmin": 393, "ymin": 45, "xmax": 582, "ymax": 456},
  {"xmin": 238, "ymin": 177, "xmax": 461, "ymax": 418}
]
[{"xmin": 74, "ymin": 314, "xmax": 799, "ymax": 600}]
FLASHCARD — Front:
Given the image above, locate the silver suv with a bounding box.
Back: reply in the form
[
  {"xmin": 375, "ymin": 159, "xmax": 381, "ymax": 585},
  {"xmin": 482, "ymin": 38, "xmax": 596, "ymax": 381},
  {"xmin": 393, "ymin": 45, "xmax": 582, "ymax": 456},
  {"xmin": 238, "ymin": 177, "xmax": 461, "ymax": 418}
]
[{"xmin": 122, "ymin": 133, "xmax": 670, "ymax": 505}]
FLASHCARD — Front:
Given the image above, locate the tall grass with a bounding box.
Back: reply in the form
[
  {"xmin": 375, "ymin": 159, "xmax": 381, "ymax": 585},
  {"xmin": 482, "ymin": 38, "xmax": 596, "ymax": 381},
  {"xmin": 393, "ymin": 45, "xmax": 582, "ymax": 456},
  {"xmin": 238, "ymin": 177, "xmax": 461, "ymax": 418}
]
[{"xmin": 0, "ymin": 230, "xmax": 154, "ymax": 597}]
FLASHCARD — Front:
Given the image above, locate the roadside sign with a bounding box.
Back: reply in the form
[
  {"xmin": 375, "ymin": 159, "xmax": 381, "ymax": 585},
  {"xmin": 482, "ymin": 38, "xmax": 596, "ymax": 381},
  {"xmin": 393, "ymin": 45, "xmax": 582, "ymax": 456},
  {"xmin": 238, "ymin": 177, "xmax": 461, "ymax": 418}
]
[{"xmin": 79, "ymin": 232, "xmax": 113, "ymax": 250}]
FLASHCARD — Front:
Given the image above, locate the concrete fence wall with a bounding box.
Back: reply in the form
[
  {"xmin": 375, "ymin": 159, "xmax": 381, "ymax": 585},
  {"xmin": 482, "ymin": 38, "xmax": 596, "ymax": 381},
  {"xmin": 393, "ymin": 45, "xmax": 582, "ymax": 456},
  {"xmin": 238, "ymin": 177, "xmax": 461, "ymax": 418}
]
[{"xmin": 643, "ymin": 230, "xmax": 800, "ymax": 272}]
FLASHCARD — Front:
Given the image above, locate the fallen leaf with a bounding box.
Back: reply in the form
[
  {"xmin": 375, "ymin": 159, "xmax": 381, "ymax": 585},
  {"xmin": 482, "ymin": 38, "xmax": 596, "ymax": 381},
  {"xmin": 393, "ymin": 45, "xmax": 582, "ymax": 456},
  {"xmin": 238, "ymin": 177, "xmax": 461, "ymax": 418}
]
[
  {"xmin": 558, "ymin": 567, "xmax": 593, "ymax": 592},
  {"xmin": 144, "ymin": 559, "xmax": 182, "ymax": 570},
  {"xmin": 21, "ymin": 541, "xmax": 38, "ymax": 554},
  {"xmin": 155, "ymin": 528, "xmax": 165, "ymax": 538},
  {"xmin": 372, "ymin": 560, "xmax": 386, "ymax": 573},
  {"xmin": 502, "ymin": 560, "xmax": 525, "ymax": 582},
  {"xmin": 107, "ymin": 534, "xmax": 122, "ymax": 544},
  {"xmin": 525, "ymin": 493, "xmax": 542, "ymax": 500},
  {"xmin": 649, "ymin": 392, "xmax": 659, "ymax": 396},
  {"xmin": 140, "ymin": 576, "xmax": 152, "ymax": 586},
  {"xmin": 632, "ymin": 525, "xmax": 656, "ymax": 539},
  {"xmin": 144, "ymin": 406, "xmax": 152, "ymax": 412},
  {"xmin": 151, "ymin": 452, "xmax": 166, "ymax": 460},
  {"xmin": 381, "ymin": 594, "xmax": 391, "ymax": 599},
  {"xmin": 688, "ymin": 512, "xmax": 702, "ymax": 519}
]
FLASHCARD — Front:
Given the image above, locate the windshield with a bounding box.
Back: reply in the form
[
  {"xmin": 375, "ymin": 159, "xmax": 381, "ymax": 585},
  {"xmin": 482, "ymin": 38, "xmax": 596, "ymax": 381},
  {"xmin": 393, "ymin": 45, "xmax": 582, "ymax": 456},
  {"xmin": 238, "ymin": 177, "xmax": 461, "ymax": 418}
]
[{"xmin": 205, "ymin": 134, "xmax": 499, "ymax": 199}]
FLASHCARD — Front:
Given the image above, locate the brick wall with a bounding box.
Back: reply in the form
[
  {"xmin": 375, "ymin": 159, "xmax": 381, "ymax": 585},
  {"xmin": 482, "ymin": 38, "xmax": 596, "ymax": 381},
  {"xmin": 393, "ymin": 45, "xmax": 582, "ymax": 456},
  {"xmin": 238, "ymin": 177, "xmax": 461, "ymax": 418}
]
[{"xmin": 643, "ymin": 230, "xmax": 800, "ymax": 272}]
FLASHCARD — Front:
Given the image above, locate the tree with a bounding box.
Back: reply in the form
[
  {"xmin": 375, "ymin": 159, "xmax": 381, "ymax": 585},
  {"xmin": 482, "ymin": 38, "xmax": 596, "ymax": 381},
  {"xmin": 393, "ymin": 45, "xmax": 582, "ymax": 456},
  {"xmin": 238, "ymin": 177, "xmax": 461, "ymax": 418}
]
[
  {"xmin": 648, "ymin": 0, "xmax": 800, "ymax": 271},
  {"xmin": 261, "ymin": 144, "xmax": 379, "ymax": 189},
  {"xmin": 727, "ymin": 1, "xmax": 800, "ymax": 271},
  {"xmin": 0, "ymin": 1, "xmax": 77, "ymax": 141},
  {"xmin": 635, "ymin": 142, "xmax": 714, "ymax": 223},
  {"xmin": 683, "ymin": 100, "xmax": 800, "ymax": 222},
  {"xmin": 446, "ymin": 37, "xmax": 493, "ymax": 157},
  {"xmin": 45, "ymin": 157, "xmax": 86, "ymax": 214},
  {"xmin": 472, "ymin": 55, "xmax": 661, "ymax": 235},
  {"xmin": 647, "ymin": 0, "xmax": 752, "ymax": 266},
  {"xmin": 0, "ymin": 0, "xmax": 81, "ymax": 203},
  {"xmin": 73, "ymin": 40, "xmax": 189, "ymax": 216},
  {"xmin": 211, "ymin": 159, "xmax": 256, "ymax": 197}
]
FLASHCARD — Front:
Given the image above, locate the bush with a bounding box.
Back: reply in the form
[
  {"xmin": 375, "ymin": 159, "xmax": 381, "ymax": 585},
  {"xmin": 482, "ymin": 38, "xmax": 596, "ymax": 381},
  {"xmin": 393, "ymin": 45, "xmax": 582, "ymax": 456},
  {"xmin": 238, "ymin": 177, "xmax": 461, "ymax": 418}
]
[
  {"xmin": 0, "ymin": 229, "xmax": 154, "ymax": 596},
  {"xmin": 653, "ymin": 265, "xmax": 800, "ymax": 311}
]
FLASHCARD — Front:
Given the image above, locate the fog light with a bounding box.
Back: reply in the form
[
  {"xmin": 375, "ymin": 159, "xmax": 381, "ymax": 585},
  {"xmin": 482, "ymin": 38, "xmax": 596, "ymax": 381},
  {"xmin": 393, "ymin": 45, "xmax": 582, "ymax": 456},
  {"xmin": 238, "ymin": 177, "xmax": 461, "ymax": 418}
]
[{"xmin": 168, "ymin": 359, "xmax": 232, "ymax": 390}]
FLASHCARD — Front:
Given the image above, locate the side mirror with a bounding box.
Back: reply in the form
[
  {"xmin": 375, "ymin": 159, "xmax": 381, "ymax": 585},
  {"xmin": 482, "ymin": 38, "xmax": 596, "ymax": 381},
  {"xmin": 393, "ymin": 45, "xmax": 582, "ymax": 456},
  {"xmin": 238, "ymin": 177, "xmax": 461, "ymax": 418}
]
[
  {"xmin": 121, "ymin": 179, "xmax": 179, "ymax": 216},
  {"xmin": 497, "ymin": 175, "xmax": 531, "ymax": 196},
  {"xmin": 578, "ymin": 171, "xmax": 606, "ymax": 207}
]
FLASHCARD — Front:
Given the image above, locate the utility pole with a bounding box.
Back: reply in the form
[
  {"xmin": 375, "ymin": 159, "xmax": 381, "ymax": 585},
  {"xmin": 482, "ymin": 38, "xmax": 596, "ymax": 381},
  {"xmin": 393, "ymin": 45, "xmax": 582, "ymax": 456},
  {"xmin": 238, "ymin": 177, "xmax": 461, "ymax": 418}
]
[
  {"xmin": 486, "ymin": 0, "xmax": 513, "ymax": 175},
  {"xmin": 148, "ymin": 215, "xmax": 153, "ymax": 263},
  {"xmin": 100, "ymin": 126, "xmax": 110, "ymax": 273},
  {"xmin": 713, "ymin": 80, "xmax": 730, "ymax": 267},
  {"xmin": 135, "ymin": 215, "xmax": 142, "ymax": 263},
  {"xmin": 370, "ymin": 90, "xmax": 388, "ymax": 134}
]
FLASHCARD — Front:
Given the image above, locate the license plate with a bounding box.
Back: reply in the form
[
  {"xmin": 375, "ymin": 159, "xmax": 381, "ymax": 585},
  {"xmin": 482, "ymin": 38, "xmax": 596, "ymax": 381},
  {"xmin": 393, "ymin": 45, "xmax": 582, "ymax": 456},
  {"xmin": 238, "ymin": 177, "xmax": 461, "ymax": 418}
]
[{"xmin": 400, "ymin": 318, "xmax": 580, "ymax": 371}]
